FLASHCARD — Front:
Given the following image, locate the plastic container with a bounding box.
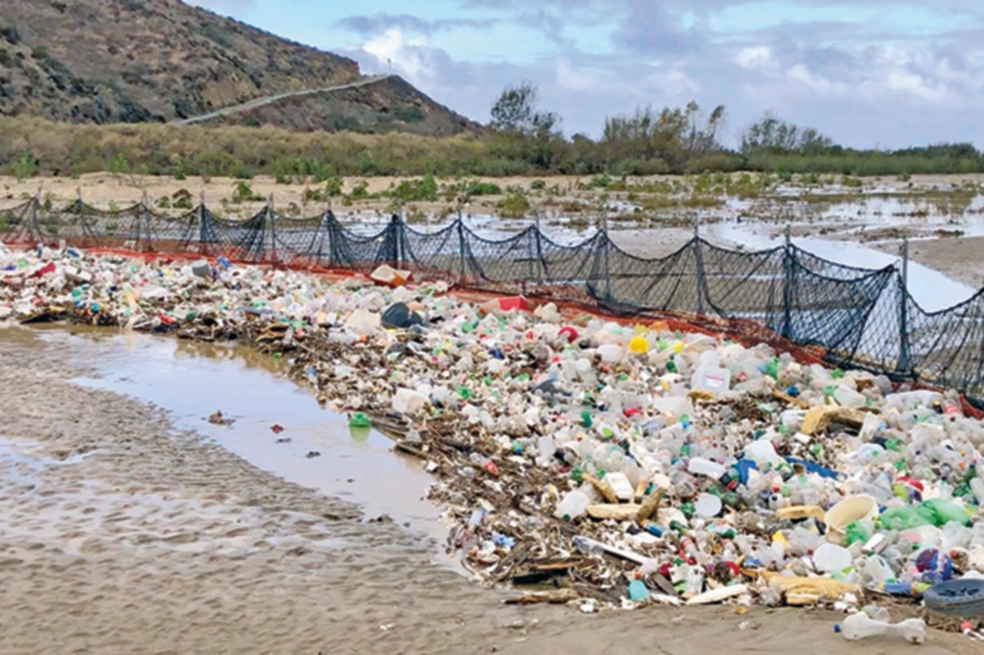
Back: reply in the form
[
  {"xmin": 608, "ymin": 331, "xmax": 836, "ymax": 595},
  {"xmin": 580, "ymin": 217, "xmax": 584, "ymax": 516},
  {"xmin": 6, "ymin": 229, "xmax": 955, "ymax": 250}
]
[
  {"xmin": 834, "ymin": 385, "xmax": 866, "ymax": 409},
  {"xmin": 597, "ymin": 344, "xmax": 623, "ymax": 363},
  {"xmin": 745, "ymin": 439, "xmax": 782, "ymax": 468},
  {"xmin": 694, "ymin": 493, "xmax": 722, "ymax": 518},
  {"xmin": 392, "ymin": 388, "xmax": 429, "ymax": 414},
  {"xmin": 835, "ymin": 614, "xmax": 926, "ymax": 644},
  {"xmin": 688, "ymin": 457, "xmax": 726, "ymax": 479},
  {"xmin": 555, "ymin": 490, "xmax": 590, "ymax": 520},
  {"xmin": 923, "ymin": 579, "xmax": 984, "ymax": 617},
  {"xmin": 813, "ymin": 543, "xmax": 853, "ymax": 573},
  {"xmin": 692, "ymin": 366, "xmax": 731, "ymax": 394},
  {"xmin": 825, "ymin": 495, "xmax": 878, "ymax": 546}
]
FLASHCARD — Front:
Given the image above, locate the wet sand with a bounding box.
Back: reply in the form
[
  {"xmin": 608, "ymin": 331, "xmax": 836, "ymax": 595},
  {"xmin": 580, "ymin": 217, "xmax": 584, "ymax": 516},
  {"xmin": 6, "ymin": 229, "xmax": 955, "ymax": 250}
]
[
  {"xmin": 0, "ymin": 325, "xmax": 977, "ymax": 655},
  {"xmin": 874, "ymin": 236, "xmax": 984, "ymax": 291}
]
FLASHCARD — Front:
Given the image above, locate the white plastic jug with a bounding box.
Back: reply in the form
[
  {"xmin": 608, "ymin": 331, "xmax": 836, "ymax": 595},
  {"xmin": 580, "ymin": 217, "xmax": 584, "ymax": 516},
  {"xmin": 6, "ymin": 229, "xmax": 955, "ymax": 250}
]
[
  {"xmin": 688, "ymin": 457, "xmax": 726, "ymax": 479},
  {"xmin": 392, "ymin": 388, "xmax": 429, "ymax": 414},
  {"xmin": 692, "ymin": 366, "xmax": 731, "ymax": 394},
  {"xmin": 837, "ymin": 614, "xmax": 926, "ymax": 644},
  {"xmin": 834, "ymin": 385, "xmax": 866, "ymax": 409},
  {"xmin": 597, "ymin": 344, "xmax": 623, "ymax": 363},
  {"xmin": 555, "ymin": 490, "xmax": 590, "ymax": 520}
]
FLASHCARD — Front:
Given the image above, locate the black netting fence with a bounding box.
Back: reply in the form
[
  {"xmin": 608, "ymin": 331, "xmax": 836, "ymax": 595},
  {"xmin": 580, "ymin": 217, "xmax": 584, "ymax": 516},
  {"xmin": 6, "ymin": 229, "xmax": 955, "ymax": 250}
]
[{"xmin": 2, "ymin": 198, "xmax": 981, "ymax": 406}]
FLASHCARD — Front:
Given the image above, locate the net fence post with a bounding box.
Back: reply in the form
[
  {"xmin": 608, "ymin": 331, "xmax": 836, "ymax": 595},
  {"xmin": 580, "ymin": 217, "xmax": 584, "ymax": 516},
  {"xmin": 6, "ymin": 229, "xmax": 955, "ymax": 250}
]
[
  {"xmin": 693, "ymin": 213, "xmax": 704, "ymax": 316},
  {"xmin": 896, "ymin": 237, "xmax": 912, "ymax": 377},
  {"xmin": 199, "ymin": 191, "xmax": 209, "ymax": 256},
  {"xmin": 267, "ymin": 194, "xmax": 277, "ymax": 265},
  {"xmin": 30, "ymin": 184, "xmax": 42, "ymax": 245},
  {"xmin": 602, "ymin": 208, "xmax": 611, "ymax": 302},
  {"xmin": 782, "ymin": 224, "xmax": 793, "ymax": 340},
  {"xmin": 457, "ymin": 215, "xmax": 467, "ymax": 283}
]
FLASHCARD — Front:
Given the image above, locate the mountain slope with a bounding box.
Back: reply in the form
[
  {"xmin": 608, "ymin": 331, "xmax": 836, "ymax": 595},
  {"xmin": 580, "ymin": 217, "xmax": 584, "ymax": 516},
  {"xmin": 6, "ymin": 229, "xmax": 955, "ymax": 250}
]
[{"xmin": 0, "ymin": 0, "xmax": 477, "ymax": 135}]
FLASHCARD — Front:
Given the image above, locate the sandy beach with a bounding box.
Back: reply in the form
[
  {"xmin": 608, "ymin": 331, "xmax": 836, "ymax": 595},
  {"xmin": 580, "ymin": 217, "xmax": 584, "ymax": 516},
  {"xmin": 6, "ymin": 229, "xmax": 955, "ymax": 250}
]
[
  {"xmin": 0, "ymin": 325, "xmax": 976, "ymax": 655},
  {"xmin": 871, "ymin": 236, "xmax": 984, "ymax": 290}
]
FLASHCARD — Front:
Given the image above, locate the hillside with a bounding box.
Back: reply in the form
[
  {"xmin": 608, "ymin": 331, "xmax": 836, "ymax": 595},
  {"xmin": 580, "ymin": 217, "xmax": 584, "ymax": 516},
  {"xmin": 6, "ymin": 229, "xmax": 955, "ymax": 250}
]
[{"xmin": 0, "ymin": 0, "xmax": 477, "ymax": 135}]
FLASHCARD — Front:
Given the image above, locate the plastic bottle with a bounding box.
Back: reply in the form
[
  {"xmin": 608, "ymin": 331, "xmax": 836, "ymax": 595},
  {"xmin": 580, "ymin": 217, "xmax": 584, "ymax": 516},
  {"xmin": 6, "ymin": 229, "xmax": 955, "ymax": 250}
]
[
  {"xmin": 971, "ymin": 522, "xmax": 984, "ymax": 548},
  {"xmin": 834, "ymin": 385, "xmax": 867, "ymax": 409},
  {"xmin": 597, "ymin": 344, "xmax": 623, "ymax": 363},
  {"xmin": 687, "ymin": 457, "xmax": 726, "ymax": 479},
  {"xmin": 835, "ymin": 614, "xmax": 926, "ymax": 644},
  {"xmin": 554, "ymin": 490, "xmax": 590, "ymax": 520}
]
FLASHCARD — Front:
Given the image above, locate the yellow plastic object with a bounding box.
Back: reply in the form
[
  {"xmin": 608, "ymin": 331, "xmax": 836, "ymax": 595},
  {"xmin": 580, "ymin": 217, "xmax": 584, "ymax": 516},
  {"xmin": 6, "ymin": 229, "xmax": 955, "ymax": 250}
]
[{"xmin": 628, "ymin": 335, "xmax": 649, "ymax": 354}]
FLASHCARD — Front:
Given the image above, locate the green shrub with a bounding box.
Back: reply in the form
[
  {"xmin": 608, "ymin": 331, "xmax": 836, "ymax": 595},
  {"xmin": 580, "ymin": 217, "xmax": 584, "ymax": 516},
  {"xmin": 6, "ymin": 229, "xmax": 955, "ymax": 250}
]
[
  {"xmin": 12, "ymin": 151, "xmax": 36, "ymax": 182},
  {"xmin": 389, "ymin": 174, "xmax": 438, "ymax": 202},
  {"xmin": 231, "ymin": 181, "xmax": 263, "ymax": 203},
  {"xmin": 496, "ymin": 190, "xmax": 531, "ymax": 218},
  {"xmin": 172, "ymin": 189, "xmax": 193, "ymax": 209}
]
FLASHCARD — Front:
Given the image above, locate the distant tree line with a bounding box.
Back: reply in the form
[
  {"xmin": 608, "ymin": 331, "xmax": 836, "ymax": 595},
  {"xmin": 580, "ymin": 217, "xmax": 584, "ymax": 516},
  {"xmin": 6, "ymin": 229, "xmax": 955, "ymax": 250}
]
[
  {"xmin": 482, "ymin": 82, "xmax": 984, "ymax": 177},
  {"xmin": 1, "ymin": 82, "xmax": 982, "ymax": 180}
]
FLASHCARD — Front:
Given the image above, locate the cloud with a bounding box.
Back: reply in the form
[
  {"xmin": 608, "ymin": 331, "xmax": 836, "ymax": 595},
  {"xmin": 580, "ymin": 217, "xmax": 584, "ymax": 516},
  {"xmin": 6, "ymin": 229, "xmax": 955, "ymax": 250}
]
[
  {"xmin": 336, "ymin": 13, "xmax": 497, "ymax": 36},
  {"xmin": 324, "ymin": 0, "xmax": 984, "ymax": 147}
]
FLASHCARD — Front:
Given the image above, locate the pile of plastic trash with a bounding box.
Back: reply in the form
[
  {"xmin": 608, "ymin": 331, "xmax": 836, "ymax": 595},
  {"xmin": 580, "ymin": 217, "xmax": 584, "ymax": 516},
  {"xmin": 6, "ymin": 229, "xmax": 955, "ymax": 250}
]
[{"xmin": 2, "ymin": 243, "xmax": 984, "ymax": 633}]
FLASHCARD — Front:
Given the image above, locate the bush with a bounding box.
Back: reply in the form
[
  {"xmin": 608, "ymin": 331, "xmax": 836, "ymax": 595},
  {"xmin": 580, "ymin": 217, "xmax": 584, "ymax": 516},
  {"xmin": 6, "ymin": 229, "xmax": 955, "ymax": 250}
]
[
  {"xmin": 389, "ymin": 174, "xmax": 438, "ymax": 202},
  {"xmin": 496, "ymin": 190, "xmax": 531, "ymax": 218},
  {"xmin": 231, "ymin": 181, "xmax": 263, "ymax": 203},
  {"xmin": 0, "ymin": 24, "xmax": 20, "ymax": 45},
  {"xmin": 172, "ymin": 189, "xmax": 193, "ymax": 209},
  {"xmin": 12, "ymin": 151, "xmax": 36, "ymax": 182}
]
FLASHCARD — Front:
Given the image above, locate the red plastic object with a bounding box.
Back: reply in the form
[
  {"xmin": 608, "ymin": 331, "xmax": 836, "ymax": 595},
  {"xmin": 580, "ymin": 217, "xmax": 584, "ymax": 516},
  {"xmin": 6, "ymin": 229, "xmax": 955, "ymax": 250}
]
[
  {"xmin": 559, "ymin": 326, "xmax": 579, "ymax": 343},
  {"xmin": 896, "ymin": 476, "xmax": 925, "ymax": 492},
  {"xmin": 497, "ymin": 296, "xmax": 531, "ymax": 312},
  {"xmin": 30, "ymin": 262, "xmax": 56, "ymax": 278}
]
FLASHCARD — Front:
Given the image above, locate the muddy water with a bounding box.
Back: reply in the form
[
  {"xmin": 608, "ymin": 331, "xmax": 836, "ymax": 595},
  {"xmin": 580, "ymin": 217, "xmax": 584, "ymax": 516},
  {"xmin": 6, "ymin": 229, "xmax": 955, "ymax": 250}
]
[{"xmin": 31, "ymin": 326, "xmax": 447, "ymax": 545}]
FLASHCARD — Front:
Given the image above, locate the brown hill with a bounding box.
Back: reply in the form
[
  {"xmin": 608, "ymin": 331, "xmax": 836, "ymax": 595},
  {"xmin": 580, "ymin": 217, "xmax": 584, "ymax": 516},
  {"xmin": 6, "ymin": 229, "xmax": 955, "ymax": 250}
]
[{"xmin": 0, "ymin": 0, "xmax": 477, "ymax": 135}]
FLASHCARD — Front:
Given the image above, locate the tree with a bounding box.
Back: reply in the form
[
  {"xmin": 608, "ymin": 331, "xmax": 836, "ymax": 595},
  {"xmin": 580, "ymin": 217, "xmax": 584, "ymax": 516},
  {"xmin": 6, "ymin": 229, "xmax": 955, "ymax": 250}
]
[
  {"xmin": 489, "ymin": 82, "xmax": 560, "ymax": 137},
  {"xmin": 600, "ymin": 101, "xmax": 726, "ymax": 173},
  {"xmin": 488, "ymin": 82, "xmax": 565, "ymax": 171},
  {"xmin": 741, "ymin": 112, "xmax": 834, "ymax": 155}
]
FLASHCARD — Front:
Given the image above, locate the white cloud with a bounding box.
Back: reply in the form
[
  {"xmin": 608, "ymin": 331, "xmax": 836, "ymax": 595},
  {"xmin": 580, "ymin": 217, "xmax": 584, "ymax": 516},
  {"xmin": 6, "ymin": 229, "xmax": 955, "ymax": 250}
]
[
  {"xmin": 555, "ymin": 58, "xmax": 601, "ymax": 91},
  {"xmin": 735, "ymin": 46, "xmax": 775, "ymax": 71},
  {"xmin": 786, "ymin": 64, "xmax": 845, "ymax": 96},
  {"xmin": 362, "ymin": 28, "xmax": 432, "ymax": 80}
]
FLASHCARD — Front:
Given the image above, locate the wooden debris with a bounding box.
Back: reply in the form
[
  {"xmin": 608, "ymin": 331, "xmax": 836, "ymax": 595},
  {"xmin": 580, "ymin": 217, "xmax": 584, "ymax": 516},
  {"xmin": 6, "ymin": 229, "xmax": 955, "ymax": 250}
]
[
  {"xmin": 504, "ymin": 588, "xmax": 579, "ymax": 605},
  {"xmin": 583, "ymin": 473, "xmax": 618, "ymax": 504},
  {"xmin": 586, "ymin": 504, "xmax": 643, "ymax": 521},
  {"xmin": 801, "ymin": 405, "xmax": 865, "ymax": 435},
  {"xmin": 772, "ymin": 388, "xmax": 810, "ymax": 409},
  {"xmin": 636, "ymin": 490, "xmax": 662, "ymax": 524},
  {"xmin": 759, "ymin": 571, "xmax": 859, "ymax": 605},
  {"xmin": 688, "ymin": 389, "xmax": 716, "ymax": 404}
]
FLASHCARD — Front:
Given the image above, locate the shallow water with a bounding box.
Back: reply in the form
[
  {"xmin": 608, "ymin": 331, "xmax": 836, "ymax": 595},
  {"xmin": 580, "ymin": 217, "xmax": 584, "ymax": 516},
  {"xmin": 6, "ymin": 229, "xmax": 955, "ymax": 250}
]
[{"xmin": 30, "ymin": 327, "xmax": 446, "ymax": 544}]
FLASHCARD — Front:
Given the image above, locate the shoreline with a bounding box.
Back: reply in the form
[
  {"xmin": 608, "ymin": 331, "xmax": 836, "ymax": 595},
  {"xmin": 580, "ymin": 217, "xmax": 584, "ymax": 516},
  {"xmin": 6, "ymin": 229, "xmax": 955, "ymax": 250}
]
[{"xmin": 7, "ymin": 325, "xmax": 975, "ymax": 654}]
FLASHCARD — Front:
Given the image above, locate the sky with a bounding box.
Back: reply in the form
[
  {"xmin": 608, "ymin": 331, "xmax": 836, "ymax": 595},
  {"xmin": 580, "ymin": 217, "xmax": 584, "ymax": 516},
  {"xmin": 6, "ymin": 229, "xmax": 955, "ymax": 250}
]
[{"xmin": 189, "ymin": 0, "xmax": 984, "ymax": 149}]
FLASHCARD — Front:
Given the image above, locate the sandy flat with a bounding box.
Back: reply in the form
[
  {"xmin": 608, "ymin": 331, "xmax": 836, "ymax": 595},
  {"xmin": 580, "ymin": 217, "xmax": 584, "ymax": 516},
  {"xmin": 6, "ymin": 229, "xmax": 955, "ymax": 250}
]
[
  {"xmin": 873, "ymin": 236, "xmax": 984, "ymax": 290},
  {"xmin": 0, "ymin": 326, "xmax": 978, "ymax": 654}
]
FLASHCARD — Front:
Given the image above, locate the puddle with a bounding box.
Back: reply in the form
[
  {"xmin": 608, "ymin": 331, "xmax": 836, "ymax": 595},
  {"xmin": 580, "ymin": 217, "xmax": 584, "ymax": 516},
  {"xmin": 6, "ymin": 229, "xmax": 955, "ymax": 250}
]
[{"xmin": 30, "ymin": 327, "xmax": 447, "ymax": 546}]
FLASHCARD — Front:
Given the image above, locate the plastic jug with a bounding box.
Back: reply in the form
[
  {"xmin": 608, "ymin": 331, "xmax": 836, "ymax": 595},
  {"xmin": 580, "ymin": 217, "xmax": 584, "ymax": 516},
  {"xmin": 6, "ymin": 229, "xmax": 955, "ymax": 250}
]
[
  {"xmin": 813, "ymin": 543, "xmax": 853, "ymax": 573},
  {"xmin": 555, "ymin": 490, "xmax": 590, "ymax": 520},
  {"xmin": 692, "ymin": 366, "xmax": 731, "ymax": 394},
  {"xmin": 834, "ymin": 385, "xmax": 866, "ymax": 409},
  {"xmin": 688, "ymin": 457, "xmax": 726, "ymax": 479},
  {"xmin": 835, "ymin": 614, "xmax": 926, "ymax": 644},
  {"xmin": 392, "ymin": 388, "xmax": 429, "ymax": 414},
  {"xmin": 597, "ymin": 344, "xmax": 623, "ymax": 363}
]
